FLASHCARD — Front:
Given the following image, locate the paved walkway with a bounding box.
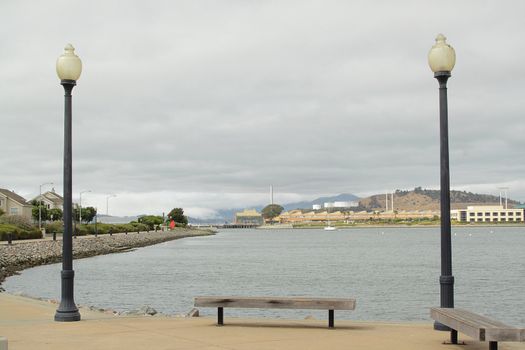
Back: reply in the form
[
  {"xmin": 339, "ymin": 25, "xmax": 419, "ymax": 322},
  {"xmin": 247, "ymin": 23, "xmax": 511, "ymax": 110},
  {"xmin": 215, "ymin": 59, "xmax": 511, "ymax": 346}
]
[{"xmin": 2, "ymin": 293, "xmax": 522, "ymax": 350}]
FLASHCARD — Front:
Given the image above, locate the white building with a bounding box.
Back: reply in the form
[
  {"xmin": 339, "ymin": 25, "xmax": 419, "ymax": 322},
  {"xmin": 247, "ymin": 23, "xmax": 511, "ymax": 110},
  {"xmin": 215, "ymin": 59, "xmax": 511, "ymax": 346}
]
[
  {"xmin": 312, "ymin": 204, "xmax": 322, "ymax": 210},
  {"xmin": 323, "ymin": 201, "xmax": 359, "ymax": 209},
  {"xmin": 333, "ymin": 201, "xmax": 359, "ymax": 208},
  {"xmin": 451, "ymin": 205, "xmax": 524, "ymax": 223}
]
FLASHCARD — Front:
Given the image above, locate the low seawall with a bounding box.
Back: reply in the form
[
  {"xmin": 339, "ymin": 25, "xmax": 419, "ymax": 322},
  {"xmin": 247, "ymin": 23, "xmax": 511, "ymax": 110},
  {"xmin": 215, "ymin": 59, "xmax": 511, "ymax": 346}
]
[{"xmin": 0, "ymin": 228, "xmax": 215, "ymax": 289}]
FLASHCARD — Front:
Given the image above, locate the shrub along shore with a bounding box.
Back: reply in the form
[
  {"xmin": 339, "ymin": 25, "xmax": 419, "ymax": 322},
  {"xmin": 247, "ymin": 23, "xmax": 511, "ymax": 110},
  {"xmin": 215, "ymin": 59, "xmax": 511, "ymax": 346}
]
[{"xmin": 0, "ymin": 227, "xmax": 215, "ymax": 290}]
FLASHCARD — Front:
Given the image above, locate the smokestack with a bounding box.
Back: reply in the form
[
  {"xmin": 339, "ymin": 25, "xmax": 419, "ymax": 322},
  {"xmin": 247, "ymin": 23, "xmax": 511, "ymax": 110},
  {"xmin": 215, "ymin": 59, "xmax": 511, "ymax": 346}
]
[
  {"xmin": 270, "ymin": 185, "xmax": 274, "ymax": 205},
  {"xmin": 391, "ymin": 192, "xmax": 394, "ymax": 212},
  {"xmin": 385, "ymin": 193, "xmax": 388, "ymax": 211}
]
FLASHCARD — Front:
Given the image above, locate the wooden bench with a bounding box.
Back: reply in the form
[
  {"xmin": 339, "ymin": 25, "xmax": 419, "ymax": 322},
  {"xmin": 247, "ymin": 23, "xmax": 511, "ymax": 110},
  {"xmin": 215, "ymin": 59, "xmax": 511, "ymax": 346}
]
[
  {"xmin": 194, "ymin": 296, "xmax": 356, "ymax": 328},
  {"xmin": 431, "ymin": 308, "xmax": 525, "ymax": 350}
]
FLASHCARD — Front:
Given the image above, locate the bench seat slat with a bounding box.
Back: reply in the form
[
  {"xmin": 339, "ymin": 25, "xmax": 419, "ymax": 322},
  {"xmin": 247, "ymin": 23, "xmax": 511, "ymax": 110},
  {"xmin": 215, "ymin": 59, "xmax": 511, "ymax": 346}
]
[
  {"xmin": 434, "ymin": 308, "xmax": 511, "ymax": 329},
  {"xmin": 485, "ymin": 328, "xmax": 524, "ymax": 342},
  {"xmin": 195, "ymin": 296, "xmax": 356, "ymax": 310},
  {"xmin": 431, "ymin": 308, "xmax": 485, "ymax": 340},
  {"xmin": 431, "ymin": 308, "xmax": 524, "ymax": 342}
]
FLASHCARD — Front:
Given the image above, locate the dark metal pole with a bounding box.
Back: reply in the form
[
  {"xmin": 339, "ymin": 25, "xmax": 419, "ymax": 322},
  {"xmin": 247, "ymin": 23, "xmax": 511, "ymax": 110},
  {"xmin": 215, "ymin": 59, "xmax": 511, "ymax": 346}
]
[
  {"xmin": 55, "ymin": 79, "xmax": 81, "ymax": 322},
  {"xmin": 434, "ymin": 71, "xmax": 454, "ymax": 331},
  {"xmin": 217, "ymin": 307, "xmax": 224, "ymax": 325}
]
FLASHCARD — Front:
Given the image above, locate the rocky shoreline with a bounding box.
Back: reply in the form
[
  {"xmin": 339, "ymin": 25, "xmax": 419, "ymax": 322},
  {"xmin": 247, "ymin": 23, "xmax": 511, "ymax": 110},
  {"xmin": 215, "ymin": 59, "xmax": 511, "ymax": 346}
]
[{"xmin": 0, "ymin": 228, "xmax": 215, "ymax": 290}]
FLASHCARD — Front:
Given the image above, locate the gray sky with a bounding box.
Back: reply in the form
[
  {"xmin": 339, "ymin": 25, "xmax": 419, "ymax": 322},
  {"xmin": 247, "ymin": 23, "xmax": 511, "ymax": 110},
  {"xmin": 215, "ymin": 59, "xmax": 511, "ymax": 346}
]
[{"xmin": 2, "ymin": 1, "xmax": 525, "ymax": 217}]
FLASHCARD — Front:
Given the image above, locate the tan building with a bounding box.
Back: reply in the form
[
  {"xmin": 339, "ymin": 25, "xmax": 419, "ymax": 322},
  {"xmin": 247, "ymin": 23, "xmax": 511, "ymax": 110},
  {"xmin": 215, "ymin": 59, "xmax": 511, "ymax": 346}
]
[
  {"xmin": 276, "ymin": 209, "xmax": 438, "ymax": 224},
  {"xmin": 451, "ymin": 205, "xmax": 524, "ymax": 223},
  {"xmin": 0, "ymin": 188, "xmax": 33, "ymax": 220},
  {"xmin": 31, "ymin": 190, "xmax": 63, "ymax": 210},
  {"xmin": 235, "ymin": 209, "xmax": 264, "ymax": 225}
]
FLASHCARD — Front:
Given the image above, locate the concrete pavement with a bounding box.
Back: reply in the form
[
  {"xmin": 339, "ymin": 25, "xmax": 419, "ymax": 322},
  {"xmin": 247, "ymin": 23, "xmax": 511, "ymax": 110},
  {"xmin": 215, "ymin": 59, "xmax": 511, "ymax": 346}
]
[{"xmin": 2, "ymin": 293, "xmax": 523, "ymax": 350}]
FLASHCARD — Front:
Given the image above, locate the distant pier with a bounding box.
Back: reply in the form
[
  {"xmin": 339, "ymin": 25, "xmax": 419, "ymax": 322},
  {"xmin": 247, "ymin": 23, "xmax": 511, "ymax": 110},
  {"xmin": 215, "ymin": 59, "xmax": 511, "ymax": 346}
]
[{"xmin": 191, "ymin": 224, "xmax": 260, "ymax": 229}]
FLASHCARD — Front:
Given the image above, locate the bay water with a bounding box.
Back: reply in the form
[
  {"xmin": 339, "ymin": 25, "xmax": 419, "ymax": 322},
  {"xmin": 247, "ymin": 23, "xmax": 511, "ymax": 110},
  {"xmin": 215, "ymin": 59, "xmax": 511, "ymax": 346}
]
[{"xmin": 4, "ymin": 227, "xmax": 524, "ymax": 325}]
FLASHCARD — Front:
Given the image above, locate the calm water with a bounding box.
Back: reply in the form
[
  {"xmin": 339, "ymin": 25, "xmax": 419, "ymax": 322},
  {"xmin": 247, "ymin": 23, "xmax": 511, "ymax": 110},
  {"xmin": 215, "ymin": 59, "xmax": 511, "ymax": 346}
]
[{"xmin": 4, "ymin": 227, "xmax": 525, "ymax": 325}]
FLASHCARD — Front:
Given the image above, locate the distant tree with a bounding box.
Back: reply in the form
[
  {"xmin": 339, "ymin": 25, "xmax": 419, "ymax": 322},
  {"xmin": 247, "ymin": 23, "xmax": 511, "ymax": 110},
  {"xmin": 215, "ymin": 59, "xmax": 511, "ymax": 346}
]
[
  {"xmin": 48, "ymin": 208, "xmax": 63, "ymax": 221},
  {"xmin": 167, "ymin": 208, "xmax": 188, "ymax": 226},
  {"xmin": 81, "ymin": 207, "xmax": 97, "ymax": 223},
  {"xmin": 70, "ymin": 206, "xmax": 96, "ymax": 223},
  {"xmin": 138, "ymin": 215, "xmax": 164, "ymax": 230},
  {"xmin": 261, "ymin": 204, "xmax": 284, "ymax": 221},
  {"xmin": 32, "ymin": 202, "xmax": 49, "ymax": 221}
]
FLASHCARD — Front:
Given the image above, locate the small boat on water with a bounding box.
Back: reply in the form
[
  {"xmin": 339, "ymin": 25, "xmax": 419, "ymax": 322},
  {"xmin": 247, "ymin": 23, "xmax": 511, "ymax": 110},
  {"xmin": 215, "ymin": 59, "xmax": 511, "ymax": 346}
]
[{"xmin": 324, "ymin": 223, "xmax": 337, "ymax": 231}]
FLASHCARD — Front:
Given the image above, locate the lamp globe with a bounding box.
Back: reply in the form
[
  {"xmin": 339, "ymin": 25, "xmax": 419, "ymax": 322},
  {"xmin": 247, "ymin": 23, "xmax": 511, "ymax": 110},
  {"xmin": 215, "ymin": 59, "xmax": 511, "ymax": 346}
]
[
  {"xmin": 56, "ymin": 44, "xmax": 82, "ymax": 81},
  {"xmin": 428, "ymin": 34, "xmax": 456, "ymax": 73}
]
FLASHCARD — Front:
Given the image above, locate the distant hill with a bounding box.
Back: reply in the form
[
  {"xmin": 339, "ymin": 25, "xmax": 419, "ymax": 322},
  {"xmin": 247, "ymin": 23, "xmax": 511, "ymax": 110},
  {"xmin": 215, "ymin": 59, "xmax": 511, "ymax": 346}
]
[{"xmin": 359, "ymin": 187, "xmax": 520, "ymax": 211}]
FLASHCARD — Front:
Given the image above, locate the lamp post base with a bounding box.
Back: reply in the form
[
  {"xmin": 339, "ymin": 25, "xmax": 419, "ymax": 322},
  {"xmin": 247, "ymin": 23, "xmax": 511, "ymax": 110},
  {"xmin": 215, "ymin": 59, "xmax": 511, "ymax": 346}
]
[
  {"xmin": 54, "ymin": 309, "xmax": 81, "ymax": 322},
  {"xmin": 55, "ymin": 270, "xmax": 81, "ymax": 322}
]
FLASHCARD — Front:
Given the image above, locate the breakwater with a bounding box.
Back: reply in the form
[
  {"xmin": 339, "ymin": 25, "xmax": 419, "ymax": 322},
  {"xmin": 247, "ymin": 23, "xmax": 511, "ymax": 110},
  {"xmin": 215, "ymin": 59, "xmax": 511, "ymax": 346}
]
[{"xmin": 0, "ymin": 228, "xmax": 214, "ymax": 289}]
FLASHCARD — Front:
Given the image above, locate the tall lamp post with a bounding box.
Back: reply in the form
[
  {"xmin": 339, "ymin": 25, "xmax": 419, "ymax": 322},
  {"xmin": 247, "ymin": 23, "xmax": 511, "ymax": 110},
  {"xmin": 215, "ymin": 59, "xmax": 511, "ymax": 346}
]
[
  {"xmin": 428, "ymin": 34, "xmax": 456, "ymax": 334},
  {"xmin": 106, "ymin": 194, "xmax": 117, "ymax": 216},
  {"xmin": 55, "ymin": 44, "xmax": 82, "ymax": 322},
  {"xmin": 79, "ymin": 190, "xmax": 91, "ymax": 223},
  {"xmin": 39, "ymin": 182, "xmax": 53, "ymax": 233}
]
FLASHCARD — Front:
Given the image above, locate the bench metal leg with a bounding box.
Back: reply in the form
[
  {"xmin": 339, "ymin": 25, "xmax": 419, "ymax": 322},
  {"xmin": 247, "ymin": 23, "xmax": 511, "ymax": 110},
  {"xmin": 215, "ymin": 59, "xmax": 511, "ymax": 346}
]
[
  {"xmin": 489, "ymin": 341, "xmax": 497, "ymax": 350},
  {"xmin": 217, "ymin": 307, "xmax": 224, "ymax": 326},
  {"xmin": 328, "ymin": 309, "xmax": 334, "ymax": 328},
  {"xmin": 450, "ymin": 330, "xmax": 458, "ymax": 344}
]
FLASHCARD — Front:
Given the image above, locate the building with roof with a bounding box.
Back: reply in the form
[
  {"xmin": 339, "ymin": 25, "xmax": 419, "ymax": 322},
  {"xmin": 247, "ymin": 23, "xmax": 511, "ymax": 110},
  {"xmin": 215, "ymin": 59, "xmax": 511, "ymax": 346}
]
[
  {"xmin": 275, "ymin": 209, "xmax": 438, "ymax": 224},
  {"xmin": 0, "ymin": 188, "xmax": 33, "ymax": 220},
  {"xmin": 451, "ymin": 205, "xmax": 524, "ymax": 223},
  {"xmin": 31, "ymin": 189, "xmax": 63, "ymax": 210},
  {"xmin": 235, "ymin": 209, "xmax": 264, "ymax": 225}
]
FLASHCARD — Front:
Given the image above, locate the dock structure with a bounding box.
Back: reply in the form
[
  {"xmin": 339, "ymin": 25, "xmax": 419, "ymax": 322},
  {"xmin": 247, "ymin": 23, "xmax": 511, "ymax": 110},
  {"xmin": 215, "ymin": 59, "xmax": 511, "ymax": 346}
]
[
  {"xmin": 219, "ymin": 223, "xmax": 260, "ymax": 229},
  {"xmin": 190, "ymin": 224, "xmax": 260, "ymax": 229}
]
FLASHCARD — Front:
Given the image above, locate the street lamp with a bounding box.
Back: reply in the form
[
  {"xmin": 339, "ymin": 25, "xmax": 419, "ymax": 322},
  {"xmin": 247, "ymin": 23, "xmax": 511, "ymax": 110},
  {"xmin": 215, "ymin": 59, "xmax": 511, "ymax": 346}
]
[
  {"xmin": 106, "ymin": 194, "xmax": 117, "ymax": 216},
  {"xmin": 428, "ymin": 34, "xmax": 456, "ymax": 336},
  {"xmin": 39, "ymin": 182, "xmax": 53, "ymax": 233},
  {"xmin": 79, "ymin": 190, "xmax": 91, "ymax": 223},
  {"xmin": 54, "ymin": 44, "xmax": 82, "ymax": 322}
]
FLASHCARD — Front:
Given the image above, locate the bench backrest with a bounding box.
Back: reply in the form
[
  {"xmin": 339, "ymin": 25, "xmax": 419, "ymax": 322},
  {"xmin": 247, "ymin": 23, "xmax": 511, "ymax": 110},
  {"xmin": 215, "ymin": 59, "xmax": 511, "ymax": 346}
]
[{"xmin": 195, "ymin": 296, "xmax": 356, "ymax": 310}]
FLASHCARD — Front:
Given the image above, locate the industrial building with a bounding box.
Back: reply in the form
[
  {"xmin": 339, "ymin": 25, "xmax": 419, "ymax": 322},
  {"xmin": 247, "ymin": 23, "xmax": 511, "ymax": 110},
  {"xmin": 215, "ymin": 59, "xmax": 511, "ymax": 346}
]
[
  {"xmin": 451, "ymin": 206, "xmax": 524, "ymax": 223},
  {"xmin": 235, "ymin": 209, "xmax": 264, "ymax": 225}
]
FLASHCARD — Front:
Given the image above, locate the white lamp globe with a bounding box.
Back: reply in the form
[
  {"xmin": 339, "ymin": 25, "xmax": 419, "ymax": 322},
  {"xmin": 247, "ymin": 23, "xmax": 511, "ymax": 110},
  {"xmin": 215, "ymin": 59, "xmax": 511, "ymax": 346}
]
[
  {"xmin": 56, "ymin": 44, "xmax": 82, "ymax": 81},
  {"xmin": 428, "ymin": 34, "xmax": 456, "ymax": 73}
]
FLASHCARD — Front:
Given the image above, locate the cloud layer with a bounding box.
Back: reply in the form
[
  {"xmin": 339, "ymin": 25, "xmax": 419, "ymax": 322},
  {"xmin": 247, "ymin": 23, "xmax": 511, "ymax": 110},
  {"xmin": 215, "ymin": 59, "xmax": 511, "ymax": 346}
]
[{"xmin": 2, "ymin": 1, "xmax": 525, "ymax": 216}]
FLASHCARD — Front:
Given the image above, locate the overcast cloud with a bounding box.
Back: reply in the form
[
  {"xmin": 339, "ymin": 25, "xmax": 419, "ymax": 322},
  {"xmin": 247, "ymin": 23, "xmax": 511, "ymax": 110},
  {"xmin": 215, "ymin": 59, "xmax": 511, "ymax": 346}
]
[{"xmin": 1, "ymin": 1, "xmax": 524, "ymax": 217}]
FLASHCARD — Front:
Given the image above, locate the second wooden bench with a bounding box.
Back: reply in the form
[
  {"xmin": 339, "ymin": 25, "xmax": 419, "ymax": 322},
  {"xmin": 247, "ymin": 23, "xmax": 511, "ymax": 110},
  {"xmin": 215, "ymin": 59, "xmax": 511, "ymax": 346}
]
[{"xmin": 430, "ymin": 307, "xmax": 525, "ymax": 350}]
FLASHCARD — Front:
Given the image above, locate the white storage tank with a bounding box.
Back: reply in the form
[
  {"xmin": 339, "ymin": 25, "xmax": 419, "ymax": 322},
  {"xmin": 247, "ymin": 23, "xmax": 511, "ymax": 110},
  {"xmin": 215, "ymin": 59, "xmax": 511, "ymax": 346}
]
[
  {"xmin": 334, "ymin": 201, "xmax": 358, "ymax": 208},
  {"xmin": 312, "ymin": 204, "xmax": 322, "ymax": 210},
  {"xmin": 324, "ymin": 202, "xmax": 335, "ymax": 208}
]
